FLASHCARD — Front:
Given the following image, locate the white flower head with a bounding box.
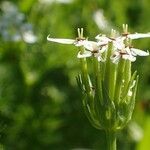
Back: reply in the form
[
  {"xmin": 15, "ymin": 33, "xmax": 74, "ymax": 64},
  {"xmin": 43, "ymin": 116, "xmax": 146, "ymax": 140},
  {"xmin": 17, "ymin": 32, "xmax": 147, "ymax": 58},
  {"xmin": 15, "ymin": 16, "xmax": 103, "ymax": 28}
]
[
  {"xmin": 111, "ymin": 45, "xmax": 149, "ymax": 64},
  {"xmin": 77, "ymin": 41, "xmax": 106, "ymax": 61},
  {"xmin": 110, "ymin": 49, "xmax": 133, "ymax": 64},
  {"xmin": 47, "ymin": 27, "xmax": 150, "ymax": 62},
  {"xmin": 110, "ymin": 31, "xmax": 150, "ymax": 63},
  {"xmin": 77, "ymin": 50, "xmax": 105, "ymax": 62},
  {"xmin": 47, "ymin": 33, "xmax": 106, "ymax": 61}
]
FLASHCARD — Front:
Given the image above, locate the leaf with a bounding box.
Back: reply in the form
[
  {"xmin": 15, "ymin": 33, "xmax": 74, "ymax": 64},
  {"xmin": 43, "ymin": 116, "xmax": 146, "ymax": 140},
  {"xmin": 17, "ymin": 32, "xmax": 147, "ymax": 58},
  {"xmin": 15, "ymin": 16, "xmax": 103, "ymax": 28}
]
[
  {"xmin": 121, "ymin": 70, "xmax": 137, "ymax": 102},
  {"xmin": 76, "ymin": 74, "xmax": 85, "ymax": 93},
  {"xmin": 82, "ymin": 95, "xmax": 102, "ymax": 130},
  {"xmin": 117, "ymin": 75, "xmax": 139, "ymax": 129},
  {"xmin": 98, "ymin": 82, "xmax": 116, "ymax": 129}
]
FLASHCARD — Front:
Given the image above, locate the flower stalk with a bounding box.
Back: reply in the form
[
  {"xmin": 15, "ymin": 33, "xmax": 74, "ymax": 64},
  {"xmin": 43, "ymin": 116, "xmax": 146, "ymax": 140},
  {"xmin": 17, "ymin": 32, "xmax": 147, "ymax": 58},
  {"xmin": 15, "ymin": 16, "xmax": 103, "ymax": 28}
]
[
  {"xmin": 47, "ymin": 24, "xmax": 150, "ymax": 150},
  {"xmin": 106, "ymin": 130, "xmax": 116, "ymax": 150}
]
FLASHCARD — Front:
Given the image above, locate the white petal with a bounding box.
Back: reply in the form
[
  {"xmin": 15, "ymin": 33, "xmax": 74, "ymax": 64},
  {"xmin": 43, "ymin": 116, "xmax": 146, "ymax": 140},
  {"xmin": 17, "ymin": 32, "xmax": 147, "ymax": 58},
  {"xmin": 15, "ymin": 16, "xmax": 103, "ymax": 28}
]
[
  {"xmin": 97, "ymin": 41, "xmax": 109, "ymax": 46},
  {"xmin": 131, "ymin": 48, "xmax": 149, "ymax": 56},
  {"xmin": 74, "ymin": 40, "xmax": 85, "ymax": 46},
  {"xmin": 95, "ymin": 34, "xmax": 105, "ymax": 40},
  {"xmin": 129, "ymin": 56, "xmax": 136, "ymax": 62},
  {"xmin": 83, "ymin": 41, "xmax": 99, "ymax": 51},
  {"xmin": 93, "ymin": 52, "xmax": 104, "ymax": 61},
  {"xmin": 121, "ymin": 48, "xmax": 136, "ymax": 62},
  {"xmin": 100, "ymin": 45, "xmax": 108, "ymax": 53},
  {"xmin": 122, "ymin": 54, "xmax": 136, "ymax": 62},
  {"xmin": 122, "ymin": 54, "xmax": 128, "ymax": 60},
  {"xmin": 95, "ymin": 34, "xmax": 110, "ymax": 42},
  {"xmin": 77, "ymin": 51, "xmax": 92, "ymax": 58},
  {"xmin": 127, "ymin": 33, "xmax": 150, "ymax": 39},
  {"xmin": 113, "ymin": 40, "xmax": 125, "ymax": 50},
  {"xmin": 125, "ymin": 47, "xmax": 130, "ymax": 53},
  {"xmin": 47, "ymin": 35, "xmax": 75, "ymax": 44},
  {"xmin": 96, "ymin": 36, "xmax": 112, "ymax": 47},
  {"xmin": 116, "ymin": 36, "xmax": 126, "ymax": 41},
  {"xmin": 97, "ymin": 55, "xmax": 105, "ymax": 62},
  {"xmin": 93, "ymin": 53, "xmax": 99, "ymax": 57},
  {"xmin": 110, "ymin": 52, "xmax": 120, "ymax": 64}
]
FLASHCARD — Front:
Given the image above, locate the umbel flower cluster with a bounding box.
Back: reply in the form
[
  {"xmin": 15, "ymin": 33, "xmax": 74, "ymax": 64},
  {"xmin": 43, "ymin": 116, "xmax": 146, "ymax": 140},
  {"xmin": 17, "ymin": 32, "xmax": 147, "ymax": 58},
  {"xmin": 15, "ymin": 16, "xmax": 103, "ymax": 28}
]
[{"xmin": 47, "ymin": 24, "xmax": 150, "ymax": 131}]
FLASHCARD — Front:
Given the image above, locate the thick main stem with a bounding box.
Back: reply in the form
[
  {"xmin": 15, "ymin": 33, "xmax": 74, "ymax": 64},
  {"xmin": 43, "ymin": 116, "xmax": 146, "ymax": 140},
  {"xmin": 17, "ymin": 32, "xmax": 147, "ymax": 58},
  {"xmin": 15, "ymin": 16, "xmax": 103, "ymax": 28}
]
[{"xmin": 106, "ymin": 130, "xmax": 116, "ymax": 150}]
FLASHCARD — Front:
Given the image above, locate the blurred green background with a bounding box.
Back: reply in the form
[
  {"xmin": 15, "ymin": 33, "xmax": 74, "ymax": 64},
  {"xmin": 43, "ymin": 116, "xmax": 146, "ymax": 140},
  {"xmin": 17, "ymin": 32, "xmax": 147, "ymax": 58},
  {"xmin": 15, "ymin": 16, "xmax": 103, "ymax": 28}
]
[{"xmin": 0, "ymin": 0, "xmax": 150, "ymax": 149}]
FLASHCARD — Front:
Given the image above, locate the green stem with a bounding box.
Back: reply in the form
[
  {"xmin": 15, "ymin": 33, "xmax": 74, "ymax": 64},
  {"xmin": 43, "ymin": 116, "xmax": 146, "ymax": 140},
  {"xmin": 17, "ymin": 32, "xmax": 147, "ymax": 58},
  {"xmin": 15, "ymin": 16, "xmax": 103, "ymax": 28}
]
[
  {"xmin": 124, "ymin": 60, "xmax": 131, "ymax": 91},
  {"xmin": 109, "ymin": 62, "xmax": 117, "ymax": 100},
  {"xmin": 106, "ymin": 130, "xmax": 117, "ymax": 150},
  {"xmin": 104, "ymin": 42, "xmax": 113, "ymax": 89},
  {"xmin": 93, "ymin": 58, "xmax": 103, "ymax": 101},
  {"xmin": 80, "ymin": 58, "xmax": 91, "ymax": 93},
  {"xmin": 114, "ymin": 59, "xmax": 125, "ymax": 104}
]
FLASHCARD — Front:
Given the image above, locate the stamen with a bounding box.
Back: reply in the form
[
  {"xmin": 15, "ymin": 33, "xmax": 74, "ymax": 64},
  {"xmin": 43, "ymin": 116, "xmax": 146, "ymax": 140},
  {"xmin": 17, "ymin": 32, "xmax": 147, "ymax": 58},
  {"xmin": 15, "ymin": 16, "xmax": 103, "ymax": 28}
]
[
  {"xmin": 77, "ymin": 28, "xmax": 84, "ymax": 38},
  {"xmin": 77, "ymin": 28, "xmax": 81, "ymax": 37},
  {"xmin": 81, "ymin": 28, "xmax": 84, "ymax": 38},
  {"xmin": 122, "ymin": 24, "xmax": 129, "ymax": 36},
  {"xmin": 110, "ymin": 29, "xmax": 116, "ymax": 38}
]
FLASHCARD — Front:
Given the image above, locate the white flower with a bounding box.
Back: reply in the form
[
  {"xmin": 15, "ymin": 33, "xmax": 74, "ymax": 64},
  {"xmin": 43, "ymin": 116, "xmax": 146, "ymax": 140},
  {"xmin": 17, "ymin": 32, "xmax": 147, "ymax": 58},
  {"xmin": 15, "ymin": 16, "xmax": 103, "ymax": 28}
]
[
  {"xmin": 109, "ymin": 32, "xmax": 150, "ymax": 63},
  {"xmin": 47, "ymin": 35, "xmax": 107, "ymax": 61},
  {"xmin": 96, "ymin": 32, "xmax": 150, "ymax": 50},
  {"xmin": 47, "ymin": 34, "xmax": 97, "ymax": 48},
  {"xmin": 77, "ymin": 51, "xmax": 105, "ymax": 62},
  {"xmin": 111, "ymin": 46, "xmax": 149, "ymax": 64},
  {"xmin": 110, "ymin": 48, "xmax": 134, "ymax": 64},
  {"xmin": 81, "ymin": 40, "xmax": 99, "ymax": 51},
  {"xmin": 77, "ymin": 40, "xmax": 106, "ymax": 61},
  {"xmin": 95, "ymin": 34, "xmax": 123, "ymax": 51},
  {"xmin": 95, "ymin": 34, "xmax": 111, "ymax": 46},
  {"xmin": 47, "ymin": 30, "xmax": 150, "ymax": 62},
  {"xmin": 113, "ymin": 38, "xmax": 125, "ymax": 50}
]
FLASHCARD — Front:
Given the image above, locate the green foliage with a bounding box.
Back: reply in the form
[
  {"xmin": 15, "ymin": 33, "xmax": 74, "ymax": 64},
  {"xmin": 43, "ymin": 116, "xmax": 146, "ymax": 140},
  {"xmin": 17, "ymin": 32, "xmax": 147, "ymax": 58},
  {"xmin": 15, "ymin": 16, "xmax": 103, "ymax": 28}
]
[{"xmin": 0, "ymin": 0, "xmax": 150, "ymax": 149}]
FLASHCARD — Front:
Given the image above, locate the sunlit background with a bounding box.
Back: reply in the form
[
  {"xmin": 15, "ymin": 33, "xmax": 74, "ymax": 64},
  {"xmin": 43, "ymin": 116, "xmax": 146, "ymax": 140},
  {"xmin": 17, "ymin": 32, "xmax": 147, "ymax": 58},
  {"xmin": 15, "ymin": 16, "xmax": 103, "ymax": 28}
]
[{"xmin": 0, "ymin": 0, "xmax": 150, "ymax": 149}]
